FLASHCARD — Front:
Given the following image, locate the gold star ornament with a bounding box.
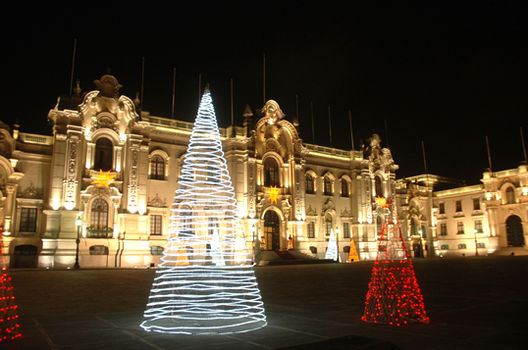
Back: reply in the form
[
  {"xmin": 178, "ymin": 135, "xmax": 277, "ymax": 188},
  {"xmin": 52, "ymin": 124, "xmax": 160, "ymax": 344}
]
[
  {"xmin": 268, "ymin": 186, "xmax": 280, "ymax": 204},
  {"xmin": 376, "ymin": 196, "xmax": 388, "ymax": 208},
  {"xmin": 91, "ymin": 169, "xmax": 117, "ymax": 189}
]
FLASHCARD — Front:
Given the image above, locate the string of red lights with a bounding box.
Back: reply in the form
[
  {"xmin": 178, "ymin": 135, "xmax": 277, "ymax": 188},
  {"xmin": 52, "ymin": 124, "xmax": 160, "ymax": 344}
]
[
  {"xmin": 362, "ymin": 197, "xmax": 429, "ymax": 326},
  {"xmin": 0, "ymin": 236, "xmax": 21, "ymax": 342}
]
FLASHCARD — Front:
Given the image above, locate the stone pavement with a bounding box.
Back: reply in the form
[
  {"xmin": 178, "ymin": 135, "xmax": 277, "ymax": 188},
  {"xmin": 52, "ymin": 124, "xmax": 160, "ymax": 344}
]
[{"xmin": 2, "ymin": 255, "xmax": 528, "ymax": 349}]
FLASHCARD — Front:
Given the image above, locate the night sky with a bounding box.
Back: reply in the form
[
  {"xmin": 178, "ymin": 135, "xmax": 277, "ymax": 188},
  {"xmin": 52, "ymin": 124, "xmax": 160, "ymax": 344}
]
[{"xmin": 5, "ymin": 2, "xmax": 528, "ymax": 185}]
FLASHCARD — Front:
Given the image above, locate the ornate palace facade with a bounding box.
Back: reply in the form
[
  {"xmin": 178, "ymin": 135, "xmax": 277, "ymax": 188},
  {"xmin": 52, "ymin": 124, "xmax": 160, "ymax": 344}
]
[{"xmin": 1, "ymin": 75, "xmax": 526, "ymax": 268}]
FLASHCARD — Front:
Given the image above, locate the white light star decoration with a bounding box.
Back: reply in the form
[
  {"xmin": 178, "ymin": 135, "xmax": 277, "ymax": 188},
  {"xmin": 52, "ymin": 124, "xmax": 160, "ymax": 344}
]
[{"xmin": 141, "ymin": 86, "xmax": 267, "ymax": 335}]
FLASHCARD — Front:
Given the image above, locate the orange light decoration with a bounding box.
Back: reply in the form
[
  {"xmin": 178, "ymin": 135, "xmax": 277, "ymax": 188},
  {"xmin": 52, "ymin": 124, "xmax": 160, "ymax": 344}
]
[
  {"xmin": 0, "ymin": 236, "xmax": 22, "ymax": 342},
  {"xmin": 268, "ymin": 186, "xmax": 280, "ymax": 204},
  {"xmin": 375, "ymin": 196, "xmax": 387, "ymax": 208},
  {"xmin": 362, "ymin": 197, "xmax": 429, "ymax": 326},
  {"xmin": 90, "ymin": 169, "xmax": 116, "ymax": 189}
]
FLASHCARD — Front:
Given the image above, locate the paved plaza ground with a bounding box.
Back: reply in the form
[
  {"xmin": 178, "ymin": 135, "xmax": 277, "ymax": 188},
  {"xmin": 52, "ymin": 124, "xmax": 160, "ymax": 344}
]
[{"xmin": 2, "ymin": 255, "xmax": 528, "ymax": 349}]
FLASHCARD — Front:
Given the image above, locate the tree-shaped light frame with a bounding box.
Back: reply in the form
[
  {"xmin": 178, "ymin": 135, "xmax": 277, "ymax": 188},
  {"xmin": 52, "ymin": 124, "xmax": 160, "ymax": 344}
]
[{"xmin": 141, "ymin": 88, "xmax": 267, "ymax": 335}]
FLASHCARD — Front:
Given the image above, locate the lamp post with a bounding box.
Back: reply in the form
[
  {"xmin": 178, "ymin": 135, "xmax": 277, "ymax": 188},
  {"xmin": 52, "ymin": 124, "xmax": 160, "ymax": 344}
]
[
  {"xmin": 74, "ymin": 216, "xmax": 82, "ymax": 269},
  {"xmin": 474, "ymin": 229, "xmax": 479, "ymax": 256}
]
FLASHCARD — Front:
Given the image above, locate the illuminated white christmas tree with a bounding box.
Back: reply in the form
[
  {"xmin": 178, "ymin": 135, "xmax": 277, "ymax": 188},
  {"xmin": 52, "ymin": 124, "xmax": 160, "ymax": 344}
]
[
  {"xmin": 141, "ymin": 86, "xmax": 267, "ymax": 335},
  {"xmin": 325, "ymin": 228, "xmax": 339, "ymax": 261}
]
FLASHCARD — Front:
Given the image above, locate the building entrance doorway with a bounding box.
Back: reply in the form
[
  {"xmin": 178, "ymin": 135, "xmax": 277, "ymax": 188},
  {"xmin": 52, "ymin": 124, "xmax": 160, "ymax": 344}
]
[
  {"xmin": 264, "ymin": 210, "xmax": 281, "ymax": 251},
  {"xmin": 506, "ymin": 215, "xmax": 525, "ymax": 247},
  {"xmin": 413, "ymin": 242, "xmax": 424, "ymax": 258}
]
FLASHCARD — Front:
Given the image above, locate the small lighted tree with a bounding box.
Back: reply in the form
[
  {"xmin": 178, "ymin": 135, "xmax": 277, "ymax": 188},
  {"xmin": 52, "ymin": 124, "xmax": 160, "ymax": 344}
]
[
  {"xmin": 141, "ymin": 86, "xmax": 267, "ymax": 335},
  {"xmin": 0, "ymin": 236, "xmax": 22, "ymax": 342},
  {"xmin": 362, "ymin": 197, "xmax": 429, "ymax": 326},
  {"xmin": 325, "ymin": 228, "xmax": 339, "ymax": 261}
]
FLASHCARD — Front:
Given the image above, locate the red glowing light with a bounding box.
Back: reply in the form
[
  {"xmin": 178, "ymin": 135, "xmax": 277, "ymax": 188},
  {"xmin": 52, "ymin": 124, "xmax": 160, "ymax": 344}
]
[
  {"xmin": 362, "ymin": 197, "xmax": 429, "ymax": 326},
  {"xmin": 0, "ymin": 238, "xmax": 21, "ymax": 342}
]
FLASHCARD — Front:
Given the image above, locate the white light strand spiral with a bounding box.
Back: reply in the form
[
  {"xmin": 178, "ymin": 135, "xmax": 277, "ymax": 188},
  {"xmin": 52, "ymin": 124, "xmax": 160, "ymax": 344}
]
[
  {"xmin": 141, "ymin": 88, "xmax": 267, "ymax": 335},
  {"xmin": 325, "ymin": 228, "xmax": 338, "ymax": 261}
]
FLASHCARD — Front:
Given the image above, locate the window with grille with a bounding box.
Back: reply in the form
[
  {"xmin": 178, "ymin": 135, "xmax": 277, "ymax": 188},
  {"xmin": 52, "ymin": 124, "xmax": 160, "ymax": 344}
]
[
  {"xmin": 94, "ymin": 138, "xmax": 113, "ymax": 171},
  {"xmin": 307, "ymin": 222, "xmax": 315, "ymax": 238},
  {"xmin": 440, "ymin": 223, "xmax": 447, "ymax": 236},
  {"xmin": 375, "ymin": 176, "xmax": 383, "ymax": 197},
  {"xmin": 473, "ymin": 198, "xmax": 480, "ymax": 210},
  {"xmin": 19, "ymin": 207, "xmax": 37, "ymax": 232},
  {"xmin": 324, "ymin": 177, "xmax": 332, "ymax": 195},
  {"xmin": 91, "ymin": 198, "xmax": 108, "ymax": 230},
  {"xmin": 264, "ymin": 158, "xmax": 279, "ymax": 187},
  {"xmin": 440, "ymin": 244, "xmax": 449, "ymax": 250},
  {"xmin": 343, "ymin": 222, "xmax": 350, "ymax": 238},
  {"xmin": 150, "ymin": 215, "xmax": 162, "ymax": 235},
  {"xmin": 305, "ymin": 174, "xmax": 315, "ymax": 194},
  {"xmin": 457, "ymin": 222, "xmax": 464, "ymax": 234},
  {"xmin": 474, "ymin": 220, "xmax": 483, "ymax": 233},
  {"xmin": 458, "ymin": 243, "xmax": 467, "ymax": 249},
  {"xmin": 477, "ymin": 242, "xmax": 486, "ymax": 248},
  {"xmin": 150, "ymin": 155, "xmax": 165, "ymax": 180},
  {"xmin": 341, "ymin": 179, "xmax": 349, "ymax": 197},
  {"xmin": 325, "ymin": 214, "xmax": 332, "ymax": 236},
  {"xmin": 506, "ymin": 187, "xmax": 515, "ymax": 204}
]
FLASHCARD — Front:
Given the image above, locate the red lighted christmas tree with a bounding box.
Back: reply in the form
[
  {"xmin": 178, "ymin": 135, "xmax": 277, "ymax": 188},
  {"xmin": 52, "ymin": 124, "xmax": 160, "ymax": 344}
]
[
  {"xmin": 0, "ymin": 236, "xmax": 21, "ymax": 342},
  {"xmin": 362, "ymin": 197, "xmax": 429, "ymax": 326}
]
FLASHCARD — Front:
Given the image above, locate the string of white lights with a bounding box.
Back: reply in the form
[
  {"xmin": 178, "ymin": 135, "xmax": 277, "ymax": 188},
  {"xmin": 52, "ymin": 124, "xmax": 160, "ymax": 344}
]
[
  {"xmin": 141, "ymin": 87, "xmax": 267, "ymax": 335},
  {"xmin": 325, "ymin": 228, "xmax": 338, "ymax": 261}
]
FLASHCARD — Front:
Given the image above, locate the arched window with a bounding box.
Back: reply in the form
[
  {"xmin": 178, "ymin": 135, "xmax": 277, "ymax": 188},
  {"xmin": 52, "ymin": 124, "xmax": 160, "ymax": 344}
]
[
  {"xmin": 410, "ymin": 218, "xmax": 418, "ymax": 235},
  {"xmin": 94, "ymin": 138, "xmax": 113, "ymax": 171},
  {"xmin": 375, "ymin": 175, "xmax": 383, "ymax": 197},
  {"xmin": 341, "ymin": 179, "xmax": 349, "ymax": 197},
  {"xmin": 264, "ymin": 158, "xmax": 279, "ymax": 187},
  {"xmin": 324, "ymin": 177, "xmax": 333, "ymax": 196},
  {"xmin": 150, "ymin": 155, "xmax": 165, "ymax": 180},
  {"xmin": 506, "ymin": 187, "xmax": 515, "ymax": 204},
  {"xmin": 91, "ymin": 198, "xmax": 108, "ymax": 230},
  {"xmin": 305, "ymin": 174, "xmax": 315, "ymax": 194},
  {"xmin": 325, "ymin": 213, "xmax": 333, "ymax": 236}
]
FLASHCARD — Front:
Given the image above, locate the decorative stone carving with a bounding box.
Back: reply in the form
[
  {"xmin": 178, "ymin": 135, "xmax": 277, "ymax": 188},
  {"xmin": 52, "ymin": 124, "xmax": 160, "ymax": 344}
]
[
  {"xmin": 260, "ymin": 100, "xmax": 285, "ymax": 125},
  {"xmin": 148, "ymin": 193, "xmax": 167, "ymax": 208},
  {"xmin": 306, "ymin": 204, "xmax": 317, "ymax": 217},
  {"xmin": 341, "ymin": 208, "xmax": 353, "ymax": 218},
  {"xmin": 19, "ymin": 182, "xmax": 43, "ymax": 199},
  {"xmin": 321, "ymin": 199, "xmax": 336, "ymax": 215}
]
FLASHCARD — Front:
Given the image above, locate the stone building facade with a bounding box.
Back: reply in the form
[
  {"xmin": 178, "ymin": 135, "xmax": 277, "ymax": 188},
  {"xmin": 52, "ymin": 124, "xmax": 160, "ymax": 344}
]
[{"xmin": 0, "ymin": 74, "xmax": 526, "ymax": 268}]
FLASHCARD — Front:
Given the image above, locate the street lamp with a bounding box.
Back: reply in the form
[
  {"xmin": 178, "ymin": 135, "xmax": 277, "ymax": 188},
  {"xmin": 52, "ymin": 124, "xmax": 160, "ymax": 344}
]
[
  {"xmin": 74, "ymin": 216, "xmax": 82, "ymax": 269},
  {"xmin": 474, "ymin": 229, "xmax": 479, "ymax": 256}
]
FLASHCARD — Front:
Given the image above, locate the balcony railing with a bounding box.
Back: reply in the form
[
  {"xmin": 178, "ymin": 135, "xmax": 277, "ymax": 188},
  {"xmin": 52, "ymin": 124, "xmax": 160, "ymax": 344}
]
[{"xmin": 86, "ymin": 227, "xmax": 113, "ymax": 238}]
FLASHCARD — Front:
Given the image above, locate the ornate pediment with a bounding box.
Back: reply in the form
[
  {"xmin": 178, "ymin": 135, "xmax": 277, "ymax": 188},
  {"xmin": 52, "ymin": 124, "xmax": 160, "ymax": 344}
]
[
  {"xmin": 19, "ymin": 182, "xmax": 43, "ymax": 199},
  {"xmin": 148, "ymin": 193, "xmax": 167, "ymax": 208},
  {"xmin": 79, "ymin": 75, "xmax": 140, "ymax": 135}
]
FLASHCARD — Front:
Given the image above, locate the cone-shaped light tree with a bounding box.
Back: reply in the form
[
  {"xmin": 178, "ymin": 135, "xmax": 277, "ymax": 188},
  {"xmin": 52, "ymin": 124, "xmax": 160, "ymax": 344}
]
[
  {"xmin": 0, "ymin": 236, "xmax": 22, "ymax": 342},
  {"xmin": 141, "ymin": 86, "xmax": 267, "ymax": 335},
  {"xmin": 362, "ymin": 197, "xmax": 429, "ymax": 326},
  {"xmin": 325, "ymin": 228, "xmax": 339, "ymax": 261}
]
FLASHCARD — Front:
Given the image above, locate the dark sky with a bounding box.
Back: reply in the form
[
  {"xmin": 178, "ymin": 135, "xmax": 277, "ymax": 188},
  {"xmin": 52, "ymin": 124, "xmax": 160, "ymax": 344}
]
[{"xmin": 5, "ymin": 2, "xmax": 528, "ymax": 185}]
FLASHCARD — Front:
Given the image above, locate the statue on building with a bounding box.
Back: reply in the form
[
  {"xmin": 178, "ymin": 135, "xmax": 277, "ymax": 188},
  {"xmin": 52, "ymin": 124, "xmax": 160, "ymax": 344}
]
[{"xmin": 261, "ymin": 100, "xmax": 284, "ymax": 125}]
